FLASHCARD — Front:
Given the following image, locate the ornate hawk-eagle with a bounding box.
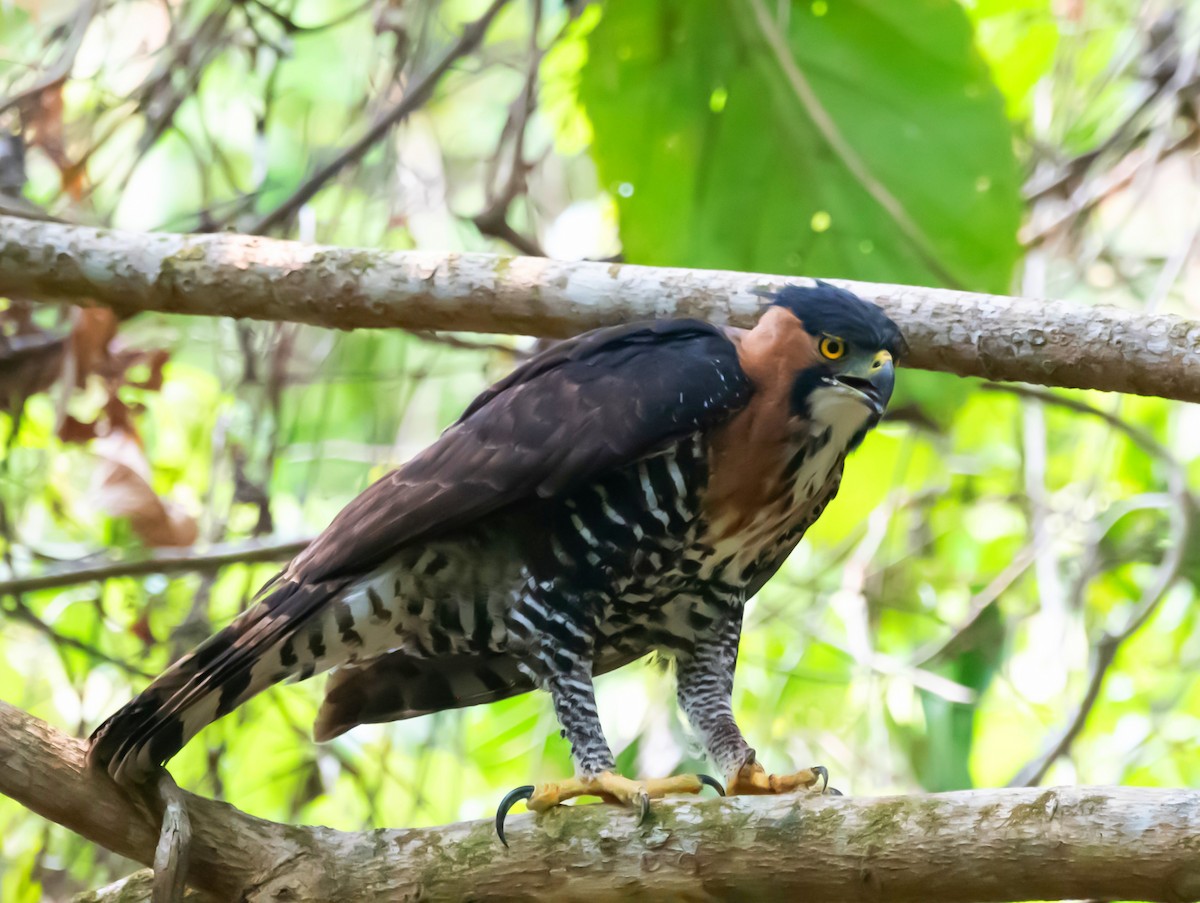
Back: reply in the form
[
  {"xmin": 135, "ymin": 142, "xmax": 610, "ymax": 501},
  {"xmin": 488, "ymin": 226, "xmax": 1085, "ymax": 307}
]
[{"xmin": 90, "ymin": 282, "xmax": 903, "ymax": 841}]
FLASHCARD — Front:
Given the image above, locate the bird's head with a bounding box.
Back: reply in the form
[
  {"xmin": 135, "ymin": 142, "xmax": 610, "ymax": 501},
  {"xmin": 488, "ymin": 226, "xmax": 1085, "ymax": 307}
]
[{"xmin": 760, "ymin": 281, "xmax": 905, "ymax": 441}]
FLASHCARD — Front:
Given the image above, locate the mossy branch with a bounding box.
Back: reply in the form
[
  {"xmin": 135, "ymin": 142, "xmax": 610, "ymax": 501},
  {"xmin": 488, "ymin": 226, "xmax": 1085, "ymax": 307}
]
[
  {"xmin": 1, "ymin": 216, "xmax": 1198, "ymax": 402},
  {"xmin": 2, "ymin": 701, "xmax": 1199, "ymax": 902}
]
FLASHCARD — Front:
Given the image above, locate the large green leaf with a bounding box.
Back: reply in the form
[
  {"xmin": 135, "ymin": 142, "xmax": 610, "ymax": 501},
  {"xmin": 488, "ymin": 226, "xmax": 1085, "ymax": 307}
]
[{"xmin": 579, "ymin": 0, "xmax": 1022, "ymax": 292}]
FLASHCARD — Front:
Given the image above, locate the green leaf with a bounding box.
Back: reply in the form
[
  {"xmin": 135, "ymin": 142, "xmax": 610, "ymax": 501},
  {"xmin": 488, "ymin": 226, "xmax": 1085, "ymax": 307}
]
[
  {"xmin": 580, "ymin": 0, "xmax": 1022, "ymax": 292},
  {"xmin": 964, "ymin": 0, "xmax": 1059, "ymax": 119},
  {"xmin": 911, "ymin": 603, "xmax": 1005, "ymax": 791}
]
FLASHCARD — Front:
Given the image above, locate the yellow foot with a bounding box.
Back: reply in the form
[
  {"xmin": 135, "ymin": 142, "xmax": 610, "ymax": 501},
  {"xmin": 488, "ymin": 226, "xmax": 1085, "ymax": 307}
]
[
  {"xmin": 495, "ymin": 771, "xmax": 723, "ymax": 846},
  {"xmin": 725, "ymin": 757, "xmax": 836, "ymax": 796}
]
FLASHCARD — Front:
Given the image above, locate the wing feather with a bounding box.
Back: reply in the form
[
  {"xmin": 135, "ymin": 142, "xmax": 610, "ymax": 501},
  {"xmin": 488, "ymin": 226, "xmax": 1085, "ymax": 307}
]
[{"xmin": 286, "ymin": 319, "xmax": 753, "ymax": 583}]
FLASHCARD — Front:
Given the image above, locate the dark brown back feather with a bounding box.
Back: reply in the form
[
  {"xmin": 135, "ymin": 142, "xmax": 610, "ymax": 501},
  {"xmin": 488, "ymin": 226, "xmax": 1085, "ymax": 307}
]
[{"xmin": 286, "ymin": 319, "xmax": 753, "ymax": 584}]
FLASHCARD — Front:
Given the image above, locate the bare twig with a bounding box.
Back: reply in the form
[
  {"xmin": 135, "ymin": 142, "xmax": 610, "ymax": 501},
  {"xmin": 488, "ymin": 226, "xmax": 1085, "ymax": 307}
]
[
  {"xmin": 982, "ymin": 384, "xmax": 1173, "ymax": 459},
  {"xmin": 0, "ymin": 0, "xmax": 101, "ymax": 117},
  {"xmin": 1022, "ymin": 125, "xmax": 1198, "ymax": 249},
  {"xmin": 1, "ymin": 594, "xmax": 153, "ymax": 679},
  {"xmin": 910, "ymin": 541, "xmax": 1040, "ymax": 667},
  {"xmin": 992, "ymin": 385, "xmax": 1192, "ymax": 787},
  {"xmin": 237, "ymin": 0, "xmax": 375, "ymax": 35},
  {"xmin": 151, "ymin": 772, "xmax": 191, "ymax": 903},
  {"xmin": 0, "ymin": 536, "xmax": 310, "ymax": 597},
  {"xmin": 472, "ymin": 0, "xmax": 546, "ymax": 257},
  {"xmin": 407, "ymin": 330, "xmax": 529, "ymax": 357},
  {"xmin": 251, "ymin": 0, "xmax": 511, "ymax": 233}
]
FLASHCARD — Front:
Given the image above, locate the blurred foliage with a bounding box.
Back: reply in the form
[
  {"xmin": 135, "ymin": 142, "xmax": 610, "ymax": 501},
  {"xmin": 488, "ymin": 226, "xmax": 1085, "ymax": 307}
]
[
  {"xmin": 1, "ymin": 0, "xmax": 1198, "ymax": 899},
  {"xmin": 580, "ymin": 0, "xmax": 1022, "ymax": 291}
]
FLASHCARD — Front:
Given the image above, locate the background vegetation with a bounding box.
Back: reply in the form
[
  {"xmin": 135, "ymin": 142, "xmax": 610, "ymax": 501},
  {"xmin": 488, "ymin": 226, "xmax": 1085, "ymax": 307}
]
[{"xmin": 1, "ymin": 0, "xmax": 1198, "ymax": 898}]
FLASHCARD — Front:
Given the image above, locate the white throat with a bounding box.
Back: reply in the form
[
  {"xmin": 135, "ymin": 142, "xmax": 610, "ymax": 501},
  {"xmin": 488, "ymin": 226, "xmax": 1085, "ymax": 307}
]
[
  {"xmin": 795, "ymin": 385, "xmax": 876, "ymax": 496},
  {"xmin": 807, "ymin": 384, "xmax": 874, "ymax": 445}
]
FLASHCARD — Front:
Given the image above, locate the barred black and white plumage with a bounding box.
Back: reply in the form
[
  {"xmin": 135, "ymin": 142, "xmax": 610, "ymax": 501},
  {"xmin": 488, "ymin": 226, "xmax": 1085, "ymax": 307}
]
[{"xmin": 89, "ymin": 281, "xmax": 904, "ymax": 810}]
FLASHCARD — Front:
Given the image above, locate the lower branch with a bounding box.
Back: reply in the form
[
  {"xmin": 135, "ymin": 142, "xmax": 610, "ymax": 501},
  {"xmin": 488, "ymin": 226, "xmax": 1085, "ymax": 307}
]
[{"xmin": 2, "ymin": 702, "xmax": 1199, "ymax": 902}]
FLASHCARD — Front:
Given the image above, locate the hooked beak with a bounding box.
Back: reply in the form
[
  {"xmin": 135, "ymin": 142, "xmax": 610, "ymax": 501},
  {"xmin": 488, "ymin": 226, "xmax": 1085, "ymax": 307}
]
[{"xmin": 834, "ymin": 351, "xmax": 895, "ymax": 415}]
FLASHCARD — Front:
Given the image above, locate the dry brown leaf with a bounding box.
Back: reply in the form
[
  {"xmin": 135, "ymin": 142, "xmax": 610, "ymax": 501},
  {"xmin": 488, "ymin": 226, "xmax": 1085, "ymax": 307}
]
[
  {"xmin": 69, "ymin": 307, "xmax": 118, "ymax": 386},
  {"xmin": 57, "ymin": 413, "xmax": 98, "ymax": 443},
  {"xmin": 88, "ymin": 431, "xmax": 198, "ymax": 548},
  {"xmin": 122, "ymin": 347, "xmax": 170, "ymax": 390},
  {"xmin": 129, "ymin": 611, "xmax": 156, "ymax": 647},
  {"xmin": 57, "ymin": 308, "xmax": 173, "ymax": 445},
  {"xmin": 22, "ymin": 83, "xmax": 86, "ymax": 198}
]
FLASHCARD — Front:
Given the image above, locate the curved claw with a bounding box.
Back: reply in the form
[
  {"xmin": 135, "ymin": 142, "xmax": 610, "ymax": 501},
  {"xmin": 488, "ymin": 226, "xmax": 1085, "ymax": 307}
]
[
  {"xmin": 635, "ymin": 790, "xmax": 651, "ymax": 825},
  {"xmin": 827, "ymin": 786, "xmax": 844, "ymax": 796},
  {"xmin": 698, "ymin": 773, "xmax": 726, "ymax": 797},
  {"xmin": 494, "ymin": 784, "xmax": 535, "ymax": 847},
  {"xmin": 811, "ymin": 765, "xmax": 829, "ymax": 793}
]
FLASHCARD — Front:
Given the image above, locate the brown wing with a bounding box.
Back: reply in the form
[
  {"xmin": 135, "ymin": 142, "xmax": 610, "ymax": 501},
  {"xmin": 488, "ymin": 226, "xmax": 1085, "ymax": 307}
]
[{"xmin": 285, "ymin": 318, "xmax": 754, "ymax": 584}]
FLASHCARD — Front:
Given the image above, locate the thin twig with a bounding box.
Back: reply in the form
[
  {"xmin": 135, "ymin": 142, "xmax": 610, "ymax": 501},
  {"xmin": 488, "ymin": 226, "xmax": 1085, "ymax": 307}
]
[
  {"xmin": 237, "ymin": 0, "xmax": 375, "ymax": 35},
  {"xmin": 993, "ymin": 385, "xmax": 1191, "ymax": 787},
  {"xmin": 252, "ymin": 0, "xmax": 511, "ymax": 233},
  {"xmin": 473, "ymin": 0, "xmax": 545, "ymax": 256},
  {"xmin": 1022, "ymin": 125, "xmax": 1198, "ymax": 249},
  {"xmin": 407, "ymin": 330, "xmax": 530, "ymax": 357},
  {"xmin": 1, "ymin": 594, "xmax": 153, "ymax": 678},
  {"xmin": 981, "ymin": 384, "xmax": 1172, "ymax": 459},
  {"xmin": 0, "ymin": 536, "xmax": 310, "ymax": 597},
  {"xmin": 0, "ymin": 0, "xmax": 101, "ymax": 117},
  {"xmin": 910, "ymin": 541, "xmax": 1040, "ymax": 667}
]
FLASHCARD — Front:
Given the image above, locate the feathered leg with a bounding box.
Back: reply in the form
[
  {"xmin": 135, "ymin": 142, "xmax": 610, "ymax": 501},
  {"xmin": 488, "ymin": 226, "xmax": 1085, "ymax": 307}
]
[
  {"xmin": 493, "ymin": 596, "xmax": 721, "ymax": 844},
  {"xmin": 676, "ymin": 609, "xmax": 832, "ymax": 796}
]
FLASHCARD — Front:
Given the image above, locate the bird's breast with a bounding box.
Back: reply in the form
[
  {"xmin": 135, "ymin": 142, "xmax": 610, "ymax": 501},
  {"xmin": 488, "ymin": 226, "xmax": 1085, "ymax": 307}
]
[{"xmin": 699, "ymin": 424, "xmax": 846, "ymax": 585}]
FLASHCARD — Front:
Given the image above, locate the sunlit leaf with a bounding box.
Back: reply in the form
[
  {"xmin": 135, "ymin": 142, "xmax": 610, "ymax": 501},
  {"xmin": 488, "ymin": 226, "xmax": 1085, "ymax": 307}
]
[{"xmin": 580, "ymin": 0, "xmax": 1023, "ymax": 291}]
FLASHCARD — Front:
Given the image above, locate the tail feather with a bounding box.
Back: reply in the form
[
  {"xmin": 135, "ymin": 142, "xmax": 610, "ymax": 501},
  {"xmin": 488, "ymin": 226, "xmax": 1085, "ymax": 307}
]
[
  {"xmin": 89, "ymin": 578, "xmax": 345, "ymax": 784},
  {"xmin": 313, "ymin": 651, "xmax": 535, "ymax": 742},
  {"xmin": 312, "ymin": 643, "xmax": 650, "ymax": 742}
]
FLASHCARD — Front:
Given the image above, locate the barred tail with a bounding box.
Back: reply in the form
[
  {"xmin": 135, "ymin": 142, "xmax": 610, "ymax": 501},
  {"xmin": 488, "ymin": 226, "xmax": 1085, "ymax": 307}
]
[
  {"xmin": 88, "ymin": 578, "xmax": 345, "ymax": 784},
  {"xmin": 313, "ymin": 650, "xmax": 535, "ymax": 742}
]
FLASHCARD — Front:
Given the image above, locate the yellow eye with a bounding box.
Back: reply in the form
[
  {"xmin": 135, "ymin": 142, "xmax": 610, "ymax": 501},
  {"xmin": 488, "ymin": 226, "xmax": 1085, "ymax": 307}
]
[{"xmin": 819, "ymin": 336, "xmax": 846, "ymax": 360}]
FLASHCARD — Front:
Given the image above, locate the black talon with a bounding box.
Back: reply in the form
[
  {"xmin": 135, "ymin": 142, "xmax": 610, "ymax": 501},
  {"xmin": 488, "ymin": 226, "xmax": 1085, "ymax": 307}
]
[
  {"xmin": 811, "ymin": 765, "xmax": 829, "ymax": 793},
  {"xmin": 827, "ymin": 786, "xmax": 844, "ymax": 796},
  {"xmin": 698, "ymin": 773, "xmax": 725, "ymax": 796},
  {"xmin": 636, "ymin": 790, "xmax": 651, "ymax": 825},
  {"xmin": 495, "ymin": 784, "xmax": 535, "ymax": 847}
]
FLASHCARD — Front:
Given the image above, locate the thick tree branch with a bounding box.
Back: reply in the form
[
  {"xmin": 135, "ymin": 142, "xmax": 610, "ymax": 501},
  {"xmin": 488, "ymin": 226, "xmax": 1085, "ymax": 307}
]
[
  {"xmin": 1, "ymin": 217, "xmax": 1197, "ymax": 402},
  {"xmin": 3, "ymin": 701, "xmax": 1200, "ymax": 902}
]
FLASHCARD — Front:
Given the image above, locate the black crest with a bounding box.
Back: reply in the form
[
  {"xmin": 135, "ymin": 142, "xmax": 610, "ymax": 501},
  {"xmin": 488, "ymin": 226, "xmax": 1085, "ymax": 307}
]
[{"xmin": 769, "ymin": 281, "xmax": 907, "ymax": 356}]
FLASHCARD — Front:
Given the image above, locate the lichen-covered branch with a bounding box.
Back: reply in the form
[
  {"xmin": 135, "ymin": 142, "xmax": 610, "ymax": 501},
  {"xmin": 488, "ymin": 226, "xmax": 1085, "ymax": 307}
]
[
  {"xmin": 2, "ymin": 702, "xmax": 1200, "ymax": 903},
  {"xmin": 1, "ymin": 216, "xmax": 1198, "ymax": 402}
]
